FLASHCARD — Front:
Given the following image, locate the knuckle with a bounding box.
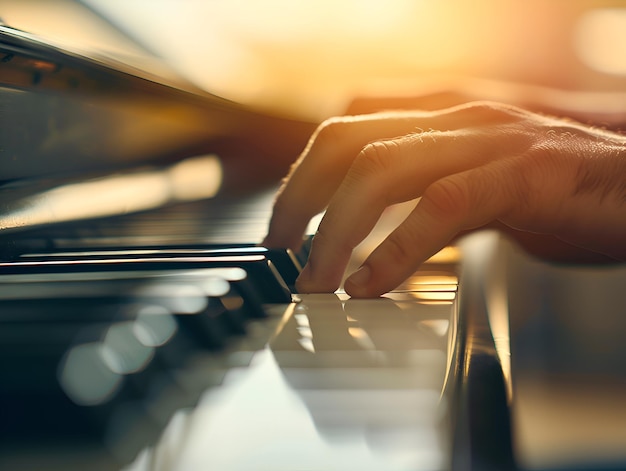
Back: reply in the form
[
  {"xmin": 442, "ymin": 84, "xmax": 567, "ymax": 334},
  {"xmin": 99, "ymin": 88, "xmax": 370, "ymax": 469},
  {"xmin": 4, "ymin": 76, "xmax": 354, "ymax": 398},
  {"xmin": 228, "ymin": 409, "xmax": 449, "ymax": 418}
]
[
  {"xmin": 465, "ymin": 100, "xmax": 508, "ymax": 113},
  {"xmin": 522, "ymin": 140, "xmax": 575, "ymax": 186},
  {"xmin": 422, "ymin": 176, "xmax": 471, "ymax": 218},
  {"xmin": 454, "ymin": 100, "xmax": 529, "ymax": 123},
  {"xmin": 506, "ymin": 141, "xmax": 578, "ymax": 215},
  {"xmin": 355, "ymin": 140, "xmax": 400, "ymax": 175},
  {"xmin": 311, "ymin": 225, "xmax": 334, "ymax": 251},
  {"xmin": 312, "ymin": 116, "xmax": 351, "ymax": 146}
]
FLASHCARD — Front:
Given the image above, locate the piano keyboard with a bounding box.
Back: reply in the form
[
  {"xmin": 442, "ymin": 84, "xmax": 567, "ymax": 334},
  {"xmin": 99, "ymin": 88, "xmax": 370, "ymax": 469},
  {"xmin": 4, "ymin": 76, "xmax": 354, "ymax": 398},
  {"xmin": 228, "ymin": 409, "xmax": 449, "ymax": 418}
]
[{"xmin": 0, "ymin": 188, "xmax": 513, "ymax": 471}]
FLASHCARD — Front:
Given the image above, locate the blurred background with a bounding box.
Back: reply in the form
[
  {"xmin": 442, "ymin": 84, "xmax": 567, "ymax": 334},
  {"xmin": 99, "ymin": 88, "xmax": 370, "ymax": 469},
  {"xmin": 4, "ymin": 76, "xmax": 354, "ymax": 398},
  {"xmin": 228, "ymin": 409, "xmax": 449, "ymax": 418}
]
[{"xmin": 2, "ymin": 0, "xmax": 626, "ymax": 120}]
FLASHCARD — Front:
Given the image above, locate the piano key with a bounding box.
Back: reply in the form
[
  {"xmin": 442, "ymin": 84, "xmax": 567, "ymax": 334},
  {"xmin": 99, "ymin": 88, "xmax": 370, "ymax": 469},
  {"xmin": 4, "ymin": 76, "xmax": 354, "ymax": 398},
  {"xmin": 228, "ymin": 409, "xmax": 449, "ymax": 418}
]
[
  {"xmin": 2, "ymin": 321, "xmax": 148, "ymax": 441},
  {"xmin": 18, "ymin": 245, "xmax": 304, "ymax": 288},
  {"xmin": 270, "ymin": 296, "xmax": 452, "ymax": 381},
  {"xmin": 0, "ymin": 254, "xmax": 293, "ymax": 304},
  {"xmin": 0, "ymin": 301, "xmax": 248, "ymax": 460},
  {"xmin": 0, "ymin": 264, "xmax": 288, "ymax": 369},
  {"xmin": 261, "ymin": 247, "xmax": 302, "ymax": 287},
  {"xmin": 0, "ymin": 272, "xmax": 255, "ymax": 400},
  {"xmin": 4, "ymin": 292, "xmax": 278, "ymax": 460},
  {"xmin": 131, "ymin": 291, "xmax": 457, "ymax": 471},
  {"xmin": 0, "ymin": 286, "xmax": 254, "ymax": 358},
  {"xmin": 1, "ymin": 305, "xmax": 180, "ymax": 397}
]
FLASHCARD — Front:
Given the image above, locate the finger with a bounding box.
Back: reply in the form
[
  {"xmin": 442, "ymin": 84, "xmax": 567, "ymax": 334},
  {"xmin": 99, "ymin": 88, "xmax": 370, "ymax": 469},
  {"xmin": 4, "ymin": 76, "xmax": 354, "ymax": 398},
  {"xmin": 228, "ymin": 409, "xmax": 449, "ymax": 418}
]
[
  {"xmin": 344, "ymin": 157, "xmax": 526, "ymax": 298},
  {"xmin": 263, "ymin": 102, "xmax": 530, "ymax": 250},
  {"xmin": 294, "ymin": 159, "xmax": 389, "ymax": 293},
  {"xmin": 294, "ymin": 133, "xmax": 437, "ymax": 293},
  {"xmin": 295, "ymin": 121, "xmax": 536, "ymax": 293},
  {"xmin": 263, "ymin": 112, "xmax": 433, "ymax": 249}
]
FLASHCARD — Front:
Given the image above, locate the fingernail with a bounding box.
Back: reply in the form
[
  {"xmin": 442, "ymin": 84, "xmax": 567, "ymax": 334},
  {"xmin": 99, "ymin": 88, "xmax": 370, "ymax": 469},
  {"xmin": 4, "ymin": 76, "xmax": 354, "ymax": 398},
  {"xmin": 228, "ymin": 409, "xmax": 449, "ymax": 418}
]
[{"xmin": 347, "ymin": 265, "xmax": 371, "ymax": 288}]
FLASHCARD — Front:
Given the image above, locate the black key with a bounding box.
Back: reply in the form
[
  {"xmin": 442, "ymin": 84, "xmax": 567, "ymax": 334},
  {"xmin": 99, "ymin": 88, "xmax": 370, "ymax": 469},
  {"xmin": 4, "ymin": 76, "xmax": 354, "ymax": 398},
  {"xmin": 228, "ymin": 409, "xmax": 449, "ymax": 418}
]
[
  {"xmin": 0, "ymin": 254, "xmax": 292, "ymax": 303},
  {"xmin": 0, "ymin": 276, "xmax": 249, "ymax": 351},
  {"xmin": 19, "ymin": 245, "xmax": 303, "ymax": 289},
  {"xmin": 0, "ymin": 296, "xmax": 222, "ymax": 454},
  {"xmin": 1, "ymin": 317, "xmax": 151, "ymax": 444}
]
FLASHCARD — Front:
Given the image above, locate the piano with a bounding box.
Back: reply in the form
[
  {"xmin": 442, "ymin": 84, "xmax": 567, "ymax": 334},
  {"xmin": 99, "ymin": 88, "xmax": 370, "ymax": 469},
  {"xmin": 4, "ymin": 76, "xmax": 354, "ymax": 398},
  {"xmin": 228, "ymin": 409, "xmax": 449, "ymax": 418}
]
[{"xmin": 1, "ymin": 10, "xmax": 625, "ymax": 471}]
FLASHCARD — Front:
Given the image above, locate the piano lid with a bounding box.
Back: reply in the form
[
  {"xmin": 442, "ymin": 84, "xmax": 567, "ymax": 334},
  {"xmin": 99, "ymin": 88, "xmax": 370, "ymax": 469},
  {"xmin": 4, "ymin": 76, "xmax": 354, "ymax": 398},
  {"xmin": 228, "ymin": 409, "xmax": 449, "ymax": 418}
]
[{"xmin": 0, "ymin": 19, "xmax": 315, "ymax": 185}]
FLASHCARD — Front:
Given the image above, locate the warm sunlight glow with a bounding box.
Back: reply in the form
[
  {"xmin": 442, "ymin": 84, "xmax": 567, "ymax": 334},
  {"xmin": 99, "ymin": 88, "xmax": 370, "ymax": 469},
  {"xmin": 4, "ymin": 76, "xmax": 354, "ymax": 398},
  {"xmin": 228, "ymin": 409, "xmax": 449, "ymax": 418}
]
[
  {"xmin": 6, "ymin": 0, "xmax": 622, "ymax": 119},
  {"xmin": 425, "ymin": 246, "xmax": 462, "ymax": 265},
  {"xmin": 575, "ymin": 8, "xmax": 626, "ymax": 76},
  {"xmin": 75, "ymin": 0, "xmax": 507, "ymax": 118}
]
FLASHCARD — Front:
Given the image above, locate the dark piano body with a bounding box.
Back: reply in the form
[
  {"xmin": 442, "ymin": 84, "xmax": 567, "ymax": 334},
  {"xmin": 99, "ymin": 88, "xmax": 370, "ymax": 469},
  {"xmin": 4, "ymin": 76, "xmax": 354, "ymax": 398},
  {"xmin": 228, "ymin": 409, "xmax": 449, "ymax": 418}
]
[{"xmin": 0, "ymin": 24, "xmax": 516, "ymax": 471}]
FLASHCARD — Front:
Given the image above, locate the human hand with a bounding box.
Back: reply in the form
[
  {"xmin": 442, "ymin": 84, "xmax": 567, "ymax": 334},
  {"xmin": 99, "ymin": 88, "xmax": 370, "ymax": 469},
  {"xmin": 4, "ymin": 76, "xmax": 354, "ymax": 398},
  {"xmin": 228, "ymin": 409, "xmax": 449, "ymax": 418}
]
[{"xmin": 263, "ymin": 102, "xmax": 626, "ymax": 297}]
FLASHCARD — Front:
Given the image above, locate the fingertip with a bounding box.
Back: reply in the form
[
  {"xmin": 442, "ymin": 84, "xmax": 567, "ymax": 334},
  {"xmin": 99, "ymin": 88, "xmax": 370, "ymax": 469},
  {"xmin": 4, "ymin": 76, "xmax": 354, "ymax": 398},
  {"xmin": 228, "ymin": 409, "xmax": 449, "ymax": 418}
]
[
  {"xmin": 262, "ymin": 221, "xmax": 306, "ymax": 252},
  {"xmin": 344, "ymin": 264, "xmax": 387, "ymax": 298},
  {"xmin": 294, "ymin": 265, "xmax": 311, "ymax": 292},
  {"xmin": 260, "ymin": 235, "xmax": 273, "ymax": 248},
  {"xmin": 343, "ymin": 265, "xmax": 371, "ymax": 297},
  {"xmin": 295, "ymin": 265, "xmax": 340, "ymax": 294},
  {"xmin": 261, "ymin": 233, "xmax": 296, "ymax": 251}
]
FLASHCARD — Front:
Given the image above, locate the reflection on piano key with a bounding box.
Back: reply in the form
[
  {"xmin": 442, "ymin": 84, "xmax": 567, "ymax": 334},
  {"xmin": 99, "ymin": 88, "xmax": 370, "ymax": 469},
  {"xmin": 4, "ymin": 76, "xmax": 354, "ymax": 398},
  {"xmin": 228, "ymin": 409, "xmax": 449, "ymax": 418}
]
[{"xmin": 123, "ymin": 289, "xmax": 457, "ymax": 471}]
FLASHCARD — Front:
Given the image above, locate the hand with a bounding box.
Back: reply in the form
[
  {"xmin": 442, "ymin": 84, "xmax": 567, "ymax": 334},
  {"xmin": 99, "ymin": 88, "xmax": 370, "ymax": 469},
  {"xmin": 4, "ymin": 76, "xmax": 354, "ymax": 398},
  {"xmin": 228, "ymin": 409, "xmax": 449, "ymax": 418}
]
[{"xmin": 263, "ymin": 102, "xmax": 626, "ymax": 297}]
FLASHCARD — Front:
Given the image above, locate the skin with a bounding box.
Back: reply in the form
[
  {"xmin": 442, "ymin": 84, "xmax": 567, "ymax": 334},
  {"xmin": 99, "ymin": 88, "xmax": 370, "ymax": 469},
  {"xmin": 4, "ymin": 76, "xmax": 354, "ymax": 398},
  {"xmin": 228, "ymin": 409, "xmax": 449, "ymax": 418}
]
[{"xmin": 262, "ymin": 101, "xmax": 626, "ymax": 298}]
